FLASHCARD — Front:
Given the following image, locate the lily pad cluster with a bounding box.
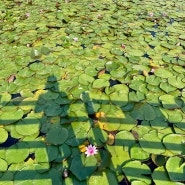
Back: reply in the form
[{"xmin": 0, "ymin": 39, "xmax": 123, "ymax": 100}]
[{"xmin": 0, "ymin": 0, "xmax": 185, "ymax": 184}]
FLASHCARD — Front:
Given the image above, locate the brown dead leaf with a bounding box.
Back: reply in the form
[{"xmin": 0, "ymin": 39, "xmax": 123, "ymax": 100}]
[
  {"xmin": 7, "ymin": 74, "xmax": 16, "ymax": 83},
  {"xmin": 97, "ymin": 69, "xmax": 106, "ymax": 76}
]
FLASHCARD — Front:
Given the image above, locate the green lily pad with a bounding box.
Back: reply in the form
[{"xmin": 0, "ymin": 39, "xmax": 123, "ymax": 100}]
[
  {"xmin": 110, "ymin": 48, "xmax": 124, "ymax": 56},
  {"xmin": 159, "ymin": 94, "xmax": 183, "ymax": 109},
  {"xmin": 130, "ymin": 144, "xmax": 150, "ymax": 161},
  {"xmin": 70, "ymin": 154, "xmax": 97, "ymax": 181},
  {"xmin": 115, "ymin": 130, "xmax": 136, "ymax": 152},
  {"xmin": 0, "ymin": 93, "xmax": 11, "ymax": 107},
  {"xmin": 0, "ymin": 158, "xmax": 8, "ymax": 172},
  {"xmin": 122, "ymin": 160, "xmax": 151, "ymax": 184},
  {"xmin": 154, "ymin": 68, "xmax": 173, "ymax": 78},
  {"xmin": 163, "ymin": 134, "xmax": 185, "ymax": 155},
  {"xmin": 5, "ymin": 142, "xmax": 29, "ymax": 164},
  {"xmin": 166, "ymin": 156, "xmax": 185, "ymax": 181},
  {"xmin": 152, "ymin": 166, "xmax": 184, "ymax": 185},
  {"xmin": 139, "ymin": 131, "xmax": 166, "ymax": 154},
  {"xmin": 0, "ymin": 108, "xmax": 24, "ymax": 125},
  {"xmin": 78, "ymin": 74, "xmax": 94, "ymax": 86},
  {"xmin": 160, "ymin": 82, "xmax": 177, "ymax": 93},
  {"xmin": 34, "ymin": 143, "xmax": 49, "ymax": 163},
  {"xmin": 46, "ymin": 124, "xmax": 68, "ymax": 145},
  {"xmin": 15, "ymin": 117, "xmax": 40, "ymax": 136},
  {"xmin": 92, "ymin": 79, "xmax": 110, "ymax": 88},
  {"xmin": 168, "ymin": 76, "xmax": 185, "ymax": 89},
  {"xmin": 88, "ymin": 128, "xmax": 108, "ymax": 146},
  {"xmin": 30, "ymin": 49, "xmax": 42, "ymax": 59},
  {"xmin": 106, "ymin": 145, "xmax": 130, "ymax": 173},
  {"xmin": 88, "ymin": 169, "xmax": 118, "ymax": 185},
  {"xmin": 110, "ymin": 84, "xmax": 129, "ymax": 107},
  {"xmin": 151, "ymin": 154, "xmax": 166, "ymax": 166},
  {"xmin": 0, "ymin": 128, "xmax": 8, "ymax": 144}
]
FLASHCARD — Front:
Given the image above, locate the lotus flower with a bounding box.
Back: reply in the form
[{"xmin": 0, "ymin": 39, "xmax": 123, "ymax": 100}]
[{"xmin": 85, "ymin": 144, "xmax": 98, "ymax": 157}]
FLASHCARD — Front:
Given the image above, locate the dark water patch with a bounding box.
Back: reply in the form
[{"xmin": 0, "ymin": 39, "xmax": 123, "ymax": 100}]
[
  {"xmin": 169, "ymin": 18, "xmax": 174, "ymax": 24},
  {"xmin": 143, "ymin": 53, "xmax": 150, "ymax": 58},
  {"xmin": 119, "ymin": 178, "xmax": 131, "ymax": 185},
  {"xmin": 81, "ymin": 44, "xmax": 87, "ymax": 49},
  {"xmin": 149, "ymin": 45, "xmax": 155, "ymax": 49},
  {"xmin": 149, "ymin": 31, "xmax": 156, "ymax": 37},
  {"xmin": 11, "ymin": 93, "xmax": 21, "ymax": 99},
  {"xmin": 56, "ymin": 43, "xmax": 62, "ymax": 47},
  {"xmin": 109, "ymin": 79, "xmax": 121, "ymax": 87},
  {"xmin": 32, "ymin": 89, "xmax": 38, "ymax": 94},
  {"xmin": 27, "ymin": 60, "xmax": 41, "ymax": 67},
  {"xmin": 148, "ymin": 71, "xmax": 154, "ymax": 75},
  {"xmin": 0, "ymin": 133, "xmax": 19, "ymax": 147},
  {"xmin": 144, "ymin": 158, "xmax": 158, "ymax": 172},
  {"xmin": 154, "ymin": 24, "xmax": 158, "ymax": 29},
  {"xmin": 24, "ymin": 153, "xmax": 35, "ymax": 162},
  {"xmin": 165, "ymin": 32, "xmax": 169, "ymax": 36},
  {"xmin": 137, "ymin": 119, "xmax": 142, "ymax": 125},
  {"xmin": 38, "ymin": 131, "xmax": 46, "ymax": 137}
]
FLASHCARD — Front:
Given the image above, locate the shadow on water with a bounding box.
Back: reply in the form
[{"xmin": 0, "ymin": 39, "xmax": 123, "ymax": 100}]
[{"xmin": 0, "ymin": 75, "xmax": 184, "ymax": 184}]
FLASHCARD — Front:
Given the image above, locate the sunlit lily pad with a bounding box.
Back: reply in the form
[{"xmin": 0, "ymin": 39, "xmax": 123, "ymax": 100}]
[
  {"xmin": 152, "ymin": 166, "xmax": 184, "ymax": 185},
  {"xmin": 139, "ymin": 131, "xmax": 166, "ymax": 154},
  {"xmin": 163, "ymin": 134, "xmax": 185, "ymax": 155},
  {"xmin": 159, "ymin": 94, "xmax": 183, "ymax": 109},
  {"xmin": 122, "ymin": 160, "xmax": 151, "ymax": 184},
  {"xmin": 166, "ymin": 156, "xmax": 185, "ymax": 181},
  {"xmin": 70, "ymin": 154, "xmax": 97, "ymax": 181},
  {"xmin": 0, "ymin": 128, "xmax": 8, "ymax": 144},
  {"xmin": 5, "ymin": 142, "xmax": 29, "ymax": 164},
  {"xmin": 154, "ymin": 68, "xmax": 173, "ymax": 78},
  {"xmin": 0, "ymin": 108, "xmax": 24, "ymax": 125}
]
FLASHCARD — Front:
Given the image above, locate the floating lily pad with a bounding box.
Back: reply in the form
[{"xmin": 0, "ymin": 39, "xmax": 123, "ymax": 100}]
[
  {"xmin": 92, "ymin": 79, "xmax": 110, "ymax": 88},
  {"xmin": 130, "ymin": 144, "xmax": 150, "ymax": 161},
  {"xmin": 159, "ymin": 94, "xmax": 183, "ymax": 109},
  {"xmin": 0, "ymin": 108, "xmax": 24, "ymax": 125},
  {"xmin": 152, "ymin": 166, "xmax": 184, "ymax": 185},
  {"xmin": 88, "ymin": 169, "xmax": 118, "ymax": 185},
  {"xmin": 0, "ymin": 158, "xmax": 8, "ymax": 172},
  {"xmin": 166, "ymin": 156, "xmax": 185, "ymax": 181},
  {"xmin": 46, "ymin": 124, "xmax": 68, "ymax": 145},
  {"xmin": 0, "ymin": 128, "xmax": 8, "ymax": 144},
  {"xmin": 163, "ymin": 134, "xmax": 185, "ymax": 155},
  {"xmin": 139, "ymin": 131, "xmax": 166, "ymax": 154},
  {"xmin": 5, "ymin": 142, "xmax": 29, "ymax": 164},
  {"xmin": 115, "ymin": 130, "xmax": 136, "ymax": 152},
  {"xmin": 70, "ymin": 154, "xmax": 97, "ymax": 181},
  {"xmin": 106, "ymin": 145, "xmax": 130, "ymax": 173},
  {"xmin": 122, "ymin": 160, "xmax": 151, "ymax": 184},
  {"xmin": 154, "ymin": 68, "xmax": 173, "ymax": 78},
  {"xmin": 30, "ymin": 49, "xmax": 42, "ymax": 59}
]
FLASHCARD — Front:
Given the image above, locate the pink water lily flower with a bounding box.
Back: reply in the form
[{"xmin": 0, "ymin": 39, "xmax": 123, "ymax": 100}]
[
  {"xmin": 85, "ymin": 144, "xmax": 98, "ymax": 157},
  {"xmin": 73, "ymin": 37, "xmax": 78, "ymax": 42},
  {"xmin": 149, "ymin": 12, "xmax": 154, "ymax": 17},
  {"xmin": 26, "ymin": 13, "xmax": 30, "ymax": 17},
  {"xmin": 121, "ymin": 44, "xmax": 126, "ymax": 49}
]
